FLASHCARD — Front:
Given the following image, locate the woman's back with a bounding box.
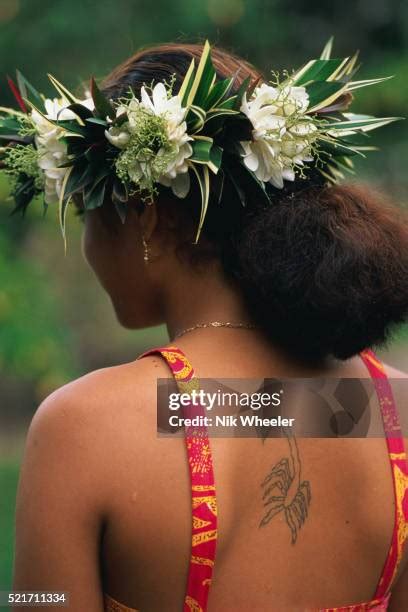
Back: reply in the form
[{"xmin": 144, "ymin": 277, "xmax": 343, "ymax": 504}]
[{"xmin": 90, "ymin": 334, "xmax": 408, "ymax": 611}]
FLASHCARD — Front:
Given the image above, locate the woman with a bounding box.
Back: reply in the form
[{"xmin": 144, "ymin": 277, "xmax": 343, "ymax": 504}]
[{"xmin": 11, "ymin": 43, "xmax": 408, "ymax": 611}]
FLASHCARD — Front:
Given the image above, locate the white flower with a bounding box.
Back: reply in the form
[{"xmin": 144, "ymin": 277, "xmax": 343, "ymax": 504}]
[
  {"xmin": 240, "ymin": 83, "xmax": 318, "ymax": 189},
  {"xmin": 106, "ymin": 82, "xmax": 193, "ymax": 198},
  {"xmin": 31, "ymin": 96, "xmax": 94, "ymax": 203},
  {"xmin": 105, "ymin": 126, "xmax": 130, "ymax": 148}
]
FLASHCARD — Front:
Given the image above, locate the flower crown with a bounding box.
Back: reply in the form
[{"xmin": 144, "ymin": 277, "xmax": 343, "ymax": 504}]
[{"xmin": 0, "ymin": 39, "xmax": 402, "ymax": 248}]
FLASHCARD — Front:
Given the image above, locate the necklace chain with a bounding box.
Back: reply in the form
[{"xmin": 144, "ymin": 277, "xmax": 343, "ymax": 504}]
[{"xmin": 173, "ymin": 321, "xmax": 257, "ymax": 340}]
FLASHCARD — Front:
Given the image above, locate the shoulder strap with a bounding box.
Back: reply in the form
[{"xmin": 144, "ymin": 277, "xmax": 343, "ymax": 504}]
[
  {"xmin": 359, "ymin": 349, "xmax": 404, "ymax": 441},
  {"xmin": 359, "ymin": 348, "xmax": 408, "ymax": 597},
  {"xmin": 138, "ymin": 345, "xmax": 217, "ymax": 612}
]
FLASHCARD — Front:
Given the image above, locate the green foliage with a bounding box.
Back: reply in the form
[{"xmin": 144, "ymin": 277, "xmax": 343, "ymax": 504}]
[
  {"xmin": 0, "ymin": 462, "xmax": 19, "ymax": 590},
  {"xmin": 0, "ymin": 175, "xmax": 78, "ymax": 388},
  {"xmin": 0, "ymin": 247, "xmax": 77, "ymax": 381}
]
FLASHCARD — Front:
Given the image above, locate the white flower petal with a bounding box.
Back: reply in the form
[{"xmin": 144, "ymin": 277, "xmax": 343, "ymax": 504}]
[
  {"xmin": 158, "ymin": 175, "xmax": 171, "ymax": 187},
  {"xmin": 170, "ymin": 171, "xmax": 191, "ymax": 198},
  {"xmin": 140, "ymin": 87, "xmax": 155, "ymax": 112},
  {"xmin": 105, "ymin": 127, "xmax": 130, "ymax": 148},
  {"xmin": 282, "ymin": 168, "xmax": 295, "ymax": 181},
  {"xmin": 152, "ymin": 83, "xmax": 169, "ymax": 113},
  {"xmin": 243, "ymin": 150, "xmax": 260, "ymax": 172},
  {"xmin": 239, "ymin": 80, "xmax": 319, "ymax": 189},
  {"xmin": 269, "ymin": 171, "xmax": 284, "ymax": 189}
]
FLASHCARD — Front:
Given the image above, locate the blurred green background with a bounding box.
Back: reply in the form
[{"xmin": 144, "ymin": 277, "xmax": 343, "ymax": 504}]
[{"xmin": 0, "ymin": 0, "xmax": 407, "ymax": 592}]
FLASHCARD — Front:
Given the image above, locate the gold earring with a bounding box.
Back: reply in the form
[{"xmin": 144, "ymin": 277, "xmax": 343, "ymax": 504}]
[{"xmin": 142, "ymin": 236, "xmax": 149, "ymax": 264}]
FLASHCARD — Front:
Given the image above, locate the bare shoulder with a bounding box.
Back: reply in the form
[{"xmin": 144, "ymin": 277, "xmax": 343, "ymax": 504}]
[
  {"xmin": 35, "ymin": 352, "xmax": 170, "ymax": 421},
  {"xmin": 18, "ymin": 351, "xmax": 175, "ymax": 518},
  {"xmin": 27, "ymin": 351, "xmax": 174, "ymax": 466}
]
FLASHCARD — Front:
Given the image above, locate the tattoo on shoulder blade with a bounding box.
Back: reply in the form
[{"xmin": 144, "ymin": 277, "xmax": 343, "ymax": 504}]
[{"xmin": 259, "ymin": 430, "xmax": 311, "ymax": 544}]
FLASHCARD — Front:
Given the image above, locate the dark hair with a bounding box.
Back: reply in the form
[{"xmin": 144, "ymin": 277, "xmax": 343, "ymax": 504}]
[{"xmin": 100, "ymin": 43, "xmax": 408, "ymax": 363}]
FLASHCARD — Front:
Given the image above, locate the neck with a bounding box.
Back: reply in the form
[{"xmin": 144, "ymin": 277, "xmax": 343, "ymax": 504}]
[
  {"xmin": 161, "ymin": 262, "xmax": 253, "ymax": 341},
  {"xmin": 158, "ymin": 261, "xmax": 339, "ymax": 376}
]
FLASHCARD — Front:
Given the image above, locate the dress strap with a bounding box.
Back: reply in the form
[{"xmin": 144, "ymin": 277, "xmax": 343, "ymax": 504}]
[
  {"xmin": 138, "ymin": 345, "xmax": 217, "ymax": 612},
  {"xmin": 359, "ymin": 348, "xmax": 408, "ymax": 597}
]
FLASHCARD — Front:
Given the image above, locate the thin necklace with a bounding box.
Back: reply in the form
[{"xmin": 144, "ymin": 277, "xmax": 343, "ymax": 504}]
[{"xmin": 173, "ymin": 321, "xmax": 257, "ymax": 340}]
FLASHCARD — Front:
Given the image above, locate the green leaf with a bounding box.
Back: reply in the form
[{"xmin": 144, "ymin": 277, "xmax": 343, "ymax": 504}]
[
  {"xmin": 211, "ymin": 169, "xmax": 225, "ymax": 204},
  {"xmin": 346, "ymin": 75, "xmax": 394, "ymax": 91},
  {"xmin": 47, "ymin": 74, "xmax": 78, "ymax": 104},
  {"xmin": 16, "ymin": 70, "xmax": 44, "ymax": 110},
  {"xmin": 227, "ymin": 171, "xmax": 246, "ymax": 207},
  {"xmin": 325, "ymin": 163, "xmax": 345, "ymax": 181},
  {"xmin": 190, "ymin": 138, "xmax": 222, "ymax": 174},
  {"xmin": 0, "ymin": 118, "xmax": 25, "ymax": 136},
  {"xmin": 332, "ymin": 156, "xmax": 355, "ymax": 174},
  {"xmin": 57, "ymin": 157, "xmax": 81, "ymax": 169},
  {"xmin": 65, "ymin": 103, "xmax": 94, "ymax": 123},
  {"xmin": 342, "ymin": 113, "xmax": 374, "ymax": 121},
  {"xmin": 54, "ymin": 119, "xmax": 87, "ymax": 136},
  {"xmin": 0, "ymin": 107, "xmax": 28, "ymax": 125},
  {"xmin": 223, "ymin": 155, "xmax": 270, "ymax": 208},
  {"xmin": 64, "ymin": 135, "xmax": 89, "ymax": 155},
  {"xmin": 306, "ymin": 81, "xmax": 346, "ymax": 109},
  {"xmin": 190, "ymin": 164, "xmax": 210, "ymax": 243},
  {"xmin": 58, "ymin": 166, "xmax": 74, "ymax": 253},
  {"xmin": 233, "ymin": 76, "xmax": 251, "ymax": 110},
  {"xmin": 338, "ymin": 51, "xmax": 360, "ymax": 79},
  {"xmin": 190, "ymin": 138, "xmax": 213, "ymax": 163},
  {"xmin": 83, "ymin": 143, "xmax": 108, "ymax": 164},
  {"xmin": 83, "ymin": 176, "xmax": 108, "ymax": 210},
  {"xmin": 86, "ymin": 117, "xmax": 109, "ymax": 127},
  {"xmin": 205, "ymin": 108, "xmax": 239, "ymax": 123},
  {"xmin": 186, "ymin": 105, "xmax": 206, "ymax": 133},
  {"xmin": 317, "ymin": 136, "xmax": 366, "ymax": 158},
  {"xmin": 64, "ymin": 163, "xmax": 94, "ymax": 196},
  {"xmin": 320, "ymin": 37, "xmax": 334, "ymax": 60},
  {"xmin": 112, "ymin": 178, "xmax": 128, "ymax": 203},
  {"xmin": 324, "ymin": 116, "xmax": 402, "ymax": 134},
  {"xmin": 197, "ymin": 69, "xmax": 217, "ymax": 108},
  {"xmin": 179, "ymin": 58, "xmax": 196, "ymax": 106},
  {"xmin": 308, "ymin": 83, "xmax": 349, "ymax": 113},
  {"xmin": 186, "ymin": 40, "xmax": 215, "ymax": 107},
  {"xmin": 91, "ymin": 77, "xmax": 115, "ymax": 120},
  {"xmin": 201, "ymin": 109, "xmax": 241, "ymax": 138},
  {"xmin": 247, "ymin": 75, "xmax": 262, "ymax": 99},
  {"xmin": 330, "ymin": 51, "xmax": 361, "ymax": 82},
  {"xmin": 318, "ymin": 167, "xmax": 337, "ymax": 184},
  {"xmin": 215, "ymin": 97, "xmax": 237, "ymax": 110},
  {"xmin": 21, "ymin": 97, "xmax": 51, "ymax": 121},
  {"xmin": 204, "ymin": 77, "xmax": 234, "ymax": 111},
  {"xmin": 10, "ymin": 178, "xmax": 35, "ymax": 216},
  {"xmin": 200, "ymin": 114, "xmax": 227, "ymax": 138},
  {"xmin": 0, "ymin": 113, "xmax": 30, "ymax": 141},
  {"xmin": 293, "ymin": 58, "xmax": 348, "ymax": 86},
  {"xmin": 209, "ymin": 144, "xmax": 223, "ymax": 174},
  {"xmin": 241, "ymin": 162, "xmax": 270, "ymax": 199}
]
